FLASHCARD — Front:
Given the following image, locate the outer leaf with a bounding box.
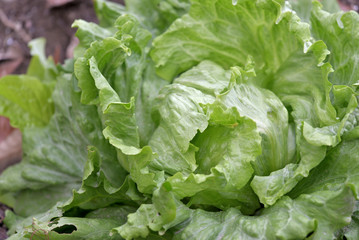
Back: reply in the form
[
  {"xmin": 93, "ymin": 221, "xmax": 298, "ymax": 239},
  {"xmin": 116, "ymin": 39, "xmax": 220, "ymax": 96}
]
[
  {"xmin": 74, "ymin": 14, "xmax": 165, "ymax": 146},
  {"xmin": 26, "ymin": 38, "xmax": 58, "ymax": 83},
  {"xmin": 250, "ymin": 61, "xmax": 340, "ymax": 206},
  {"xmin": 23, "ymin": 217, "xmax": 121, "ymax": 240},
  {"xmin": 75, "ymin": 37, "xmax": 129, "ymax": 105},
  {"xmin": 125, "ymin": 0, "xmax": 190, "ymax": 35},
  {"xmin": 4, "ymin": 205, "xmax": 62, "ymax": 239},
  {"xmin": 151, "ymin": 0, "xmax": 324, "ymax": 81},
  {"xmin": 85, "ymin": 206, "xmax": 137, "ymax": 224},
  {"xmin": 61, "ymin": 146, "xmax": 141, "ymax": 211},
  {"xmin": 0, "ymin": 75, "xmax": 54, "ymax": 129},
  {"xmin": 82, "ymin": 44, "xmax": 164, "ymax": 194},
  {"xmin": 72, "ymin": 20, "xmax": 114, "ymax": 47},
  {"xmin": 311, "ymin": 1, "xmax": 359, "ymax": 86},
  {"xmin": 0, "ymin": 38, "xmax": 56, "ymax": 130},
  {"xmin": 290, "ymin": 139, "xmax": 359, "ymax": 200},
  {"xmin": 9, "ymin": 183, "xmax": 78, "ymax": 218},
  {"xmin": 172, "ymin": 188, "xmax": 354, "ymax": 240},
  {"xmin": 115, "ymin": 204, "xmax": 159, "ymax": 239},
  {"xmin": 169, "ymin": 138, "xmax": 359, "ymax": 240},
  {"xmin": 94, "ymin": 0, "xmax": 126, "ymax": 28},
  {"xmin": 0, "ymin": 74, "xmax": 116, "ymax": 216},
  {"xmin": 343, "ymin": 210, "xmax": 359, "ymax": 239},
  {"xmin": 288, "ymin": 0, "xmax": 340, "ymax": 23},
  {"xmin": 115, "ymin": 199, "xmax": 191, "ymax": 240}
]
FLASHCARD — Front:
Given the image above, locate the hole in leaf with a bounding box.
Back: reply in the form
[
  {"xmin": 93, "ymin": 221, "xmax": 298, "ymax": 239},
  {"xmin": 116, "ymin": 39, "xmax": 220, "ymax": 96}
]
[
  {"xmin": 63, "ymin": 207, "xmax": 90, "ymax": 217},
  {"xmin": 48, "ymin": 217, "xmax": 59, "ymax": 227},
  {"xmin": 52, "ymin": 224, "xmax": 77, "ymax": 234}
]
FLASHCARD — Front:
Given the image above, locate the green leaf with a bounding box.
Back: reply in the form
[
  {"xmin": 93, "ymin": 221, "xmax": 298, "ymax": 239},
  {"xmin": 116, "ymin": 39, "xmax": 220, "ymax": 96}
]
[
  {"xmin": 161, "ymin": 100, "xmax": 262, "ymax": 213},
  {"xmin": 152, "ymin": 3, "xmax": 342, "ymax": 208},
  {"xmin": 249, "ymin": 50, "xmax": 358, "ymax": 206},
  {"xmin": 74, "ymin": 14, "xmax": 162, "ymax": 147},
  {"xmin": 81, "ymin": 47, "xmax": 163, "ymax": 194},
  {"xmin": 94, "ymin": 0, "xmax": 125, "ymax": 28},
  {"xmin": 27, "ymin": 38, "xmax": 58, "ymax": 83},
  {"xmin": 75, "ymin": 37, "xmax": 129, "ymax": 105},
  {"xmin": 311, "ymin": 1, "xmax": 359, "ymax": 86},
  {"xmin": 172, "ymin": 187, "xmax": 355, "ymax": 240},
  {"xmin": 343, "ymin": 209, "xmax": 359, "ymax": 239},
  {"xmin": 0, "ymin": 75, "xmax": 54, "ymax": 129},
  {"xmin": 115, "ymin": 204, "xmax": 158, "ymax": 239},
  {"xmin": 85, "ymin": 205, "xmax": 137, "ymax": 224},
  {"xmin": 114, "ymin": 200, "xmax": 191, "ymax": 240},
  {"xmin": 151, "ymin": 0, "xmax": 323, "ymax": 81},
  {"xmin": 125, "ymin": 0, "xmax": 190, "ymax": 35},
  {"xmin": 219, "ymin": 66, "xmax": 292, "ymax": 176},
  {"xmin": 288, "ymin": 0, "xmax": 340, "ymax": 23},
  {"xmin": 321, "ymin": 0, "xmax": 341, "ymax": 13},
  {"xmin": 290, "ymin": 139, "xmax": 359, "ymax": 200},
  {"xmin": 11, "ymin": 183, "xmax": 79, "ymax": 217},
  {"xmin": 171, "ymin": 138, "xmax": 359, "ymax": 239},
  {"xmin": 72, "ymin": 20, "xmax": 114, "ymax": 50},
  {"xmin": 25, "ymin": 217, "xmax": 121, "ymax": 240},
  {"xmin": 4, "ymin": 205, "xmax": 62, "ymax": 239},
  {"xmin": 61, "ymin": 146, "xmax": 142, "ymax": 212},
  {"xmin": 3, "ymin": 1, "xmax": 359, "ymax": 239},
  {"xmin": 0, "ymin": 74, "xmax": 116, "ymax": 216}
]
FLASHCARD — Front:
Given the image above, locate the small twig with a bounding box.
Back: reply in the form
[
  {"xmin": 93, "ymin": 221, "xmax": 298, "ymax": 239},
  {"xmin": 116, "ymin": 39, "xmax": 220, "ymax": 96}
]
[{"xmin": 0, "ymin": 9, "xmax": 32, "ymax": 42}]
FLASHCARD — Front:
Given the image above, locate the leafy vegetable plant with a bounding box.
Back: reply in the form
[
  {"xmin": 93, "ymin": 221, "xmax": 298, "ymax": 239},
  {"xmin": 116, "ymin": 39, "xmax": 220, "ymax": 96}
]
[{"xmin": 1, "ymin": 0, "xmax": 359, "ymax": 239}]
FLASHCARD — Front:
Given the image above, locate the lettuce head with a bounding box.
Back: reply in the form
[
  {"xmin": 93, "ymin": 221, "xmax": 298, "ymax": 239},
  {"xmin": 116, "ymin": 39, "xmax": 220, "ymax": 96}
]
[{"xmin": 1, "ymin": 0, "xmax": 359, "ymax": 239}]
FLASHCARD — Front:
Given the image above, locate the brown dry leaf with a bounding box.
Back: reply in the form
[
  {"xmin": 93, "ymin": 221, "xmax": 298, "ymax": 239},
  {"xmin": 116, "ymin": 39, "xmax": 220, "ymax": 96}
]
[
  {"xmin": 0, "ymin": 44, "xmax": 24, "ymax": 77},
  {"xmin": 0, "ymin": 117, "xmax": 13, "ymax": 142},
  {"xmin": 66, "ymin": 36, "xmax": 79, "ymax": 59},
  {"xmin": 0, "ymin": 117, "xmax": 22, "ymax": 173},
  {"xmin": 0, "ymin": 129, "xmax": 22, "ymax": 173},
  {"xmin": 0, "ymin": 59, "xmax": 22, "ymax": 78}
]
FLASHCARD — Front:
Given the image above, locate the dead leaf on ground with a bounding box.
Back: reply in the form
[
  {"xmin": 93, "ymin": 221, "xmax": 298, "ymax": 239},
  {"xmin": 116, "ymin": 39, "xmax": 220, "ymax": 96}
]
[
  {"xmin": 0, "ymin": 59, "xmax": 22, "ymax": 77},
  {"xmin": 0, "ymin": 44, "xmax": 24, "ymax": 77},
  {"xmin": 0, "ymin": 117, "xmax": 22, "ymax": 167},
  {"xmin": 0, "ymin": 117, "xmax": 13, "ymax": 142},
  {"xmin": 0, "ymin": 128, "xmax": 22, "ymax": 173},
  {"xmin": 66, "ymin": 36, "xmax": 79, "ymax": 59}
]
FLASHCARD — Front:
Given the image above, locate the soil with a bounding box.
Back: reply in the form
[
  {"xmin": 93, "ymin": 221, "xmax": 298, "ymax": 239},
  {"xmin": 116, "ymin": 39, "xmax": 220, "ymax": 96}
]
[
  {"xmin": 0, "ymin": 203, "xmax": 10, "ymax": 240},
  {"xmin": 0, "ymin": 0, "xmax": 123, "ymax": 75},
  {"xmin": 339, "ymin": 0, "xmax": 359, "ymax": 10},
  {"xmin": 0, "ymin": 0, "xmax": 357, "ymax": 239}
]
